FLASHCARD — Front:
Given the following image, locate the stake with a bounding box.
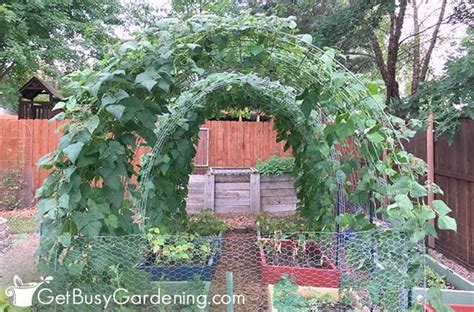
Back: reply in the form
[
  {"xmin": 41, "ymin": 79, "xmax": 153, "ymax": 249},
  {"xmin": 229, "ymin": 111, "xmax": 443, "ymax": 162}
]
[
  {"xmin": 427, "ymin": 113, "xmax": 435, "ymax": 248},
  {"xmin": 226, "ymin": 271, "xmax": 234, "ymax": 312}
]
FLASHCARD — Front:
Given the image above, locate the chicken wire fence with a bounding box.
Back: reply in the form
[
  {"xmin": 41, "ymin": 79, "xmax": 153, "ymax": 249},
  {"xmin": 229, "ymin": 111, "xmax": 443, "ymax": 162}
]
[{"xmin": 13, "ymin": 228, "xmax": 428, "ymax": 311}]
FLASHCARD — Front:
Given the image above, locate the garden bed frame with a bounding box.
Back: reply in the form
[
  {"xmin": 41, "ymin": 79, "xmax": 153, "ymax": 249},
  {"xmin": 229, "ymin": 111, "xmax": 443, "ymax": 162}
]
[{"xmin": 414, "ymin": 255, "xmax": 474, "ymax": 311}]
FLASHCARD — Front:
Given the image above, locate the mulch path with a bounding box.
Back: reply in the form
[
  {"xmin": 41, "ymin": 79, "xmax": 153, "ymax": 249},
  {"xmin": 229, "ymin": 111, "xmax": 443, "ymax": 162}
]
[
  {"xmin": 209, "ymin": 230, "xmax": 268, "ymax": 312},
  {"xmin": 428, "ymin": 248, "xmax": 473, "ymax": 283},
  {"xmin": 216, "ymin": 214, "xmax": 258, "ymax": 229},
  {"xmin": 0, "ymin": 207, "xmax": 35, "ymax": 218}
]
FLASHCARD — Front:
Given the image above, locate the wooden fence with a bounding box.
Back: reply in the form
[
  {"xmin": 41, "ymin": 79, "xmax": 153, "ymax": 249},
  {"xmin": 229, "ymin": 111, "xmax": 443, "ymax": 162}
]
[
  {"xmin": 0, "ymin": 119, "xmax": 290, "ymax": 193},
  {"xmin": 404, "ymin": 117, "xmax": 474, "ymax": 269}
]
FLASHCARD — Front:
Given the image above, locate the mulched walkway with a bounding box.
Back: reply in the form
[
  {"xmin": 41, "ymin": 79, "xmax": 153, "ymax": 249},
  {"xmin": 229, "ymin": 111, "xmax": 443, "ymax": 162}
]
[
  {"xmin": 0, "ymin": 207, "xmax": 35, "ymax": 218},
  {"xmin": 209, "ymin": 230, "xmax": 268, "ymax": 312}
]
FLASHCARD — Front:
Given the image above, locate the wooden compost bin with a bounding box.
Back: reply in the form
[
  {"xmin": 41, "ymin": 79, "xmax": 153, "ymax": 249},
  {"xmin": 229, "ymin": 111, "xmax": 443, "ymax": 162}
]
[{"xmin": 185, "ymin": 168, "xmax": 297, "ymax": 214}]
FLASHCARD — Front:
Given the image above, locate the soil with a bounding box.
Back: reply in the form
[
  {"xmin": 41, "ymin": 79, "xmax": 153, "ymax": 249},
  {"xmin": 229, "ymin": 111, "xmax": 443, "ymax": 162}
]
[
  {"xmin": 216, "ymin": 213, "xmax": 258, "ymax": 229},
  {"xmin": 0, "ymin": 233, "xmax": 40, "ymax": 288},
  {"xmin": 428, "ymin": 248, "xmax": 474, "ymax": 283}
]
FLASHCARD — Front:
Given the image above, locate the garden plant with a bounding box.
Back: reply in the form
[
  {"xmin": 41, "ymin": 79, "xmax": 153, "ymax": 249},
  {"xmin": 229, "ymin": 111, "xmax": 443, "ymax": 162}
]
[{"xmin": 34, "ymin": 14, "xmax": 457, "ymax": 311}]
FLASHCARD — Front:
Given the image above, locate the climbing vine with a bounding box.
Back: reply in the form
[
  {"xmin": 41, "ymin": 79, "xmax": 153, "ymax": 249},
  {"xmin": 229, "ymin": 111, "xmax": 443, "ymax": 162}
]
[{"xmin": 36, "ymin": 15, "xmax": 456, "ymax": 266}]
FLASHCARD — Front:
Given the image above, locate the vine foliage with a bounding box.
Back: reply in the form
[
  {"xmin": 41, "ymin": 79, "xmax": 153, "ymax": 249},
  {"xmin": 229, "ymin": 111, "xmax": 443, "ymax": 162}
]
[{"xmin": 36, "ymin": 15, "xmax": 456, "ymax": 268}]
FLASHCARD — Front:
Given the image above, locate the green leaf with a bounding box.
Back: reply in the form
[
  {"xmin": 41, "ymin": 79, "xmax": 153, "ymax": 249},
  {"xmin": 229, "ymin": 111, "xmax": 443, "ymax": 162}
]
[
  {"xmin": 438, "ymin": 215, "xmax": 457, "ymax": 232},
  {"xmin": 58, "ymin": 193, "xmax": 70, "ymax": 209},
  {"xmin": 188, "ymin": 59, "xmax": 205, "ymax": 75},
  {"xmin": 158, "ymin": 78, "xmax": 171, "ymax": 93},
  {"xmin": 432, "ymin": 200, "xmax": 451, "ymax": 216},
  {"xmin": 394, "ymin": 194, "xmax": 414, "ymax": 214},
  {"xmin": 37, "ymin": 153, "xmax": 53, "ymax": 169},
  {"xmin": 37, "ymin": 198, "xmax": 57, "ymax": 218},
  {"xmin": 367, "ymin": 132, "xmax": 384, "ymax": 145},
  {"xmin": 104, "ymin": 174, "xmax": 122, "ymax": 191},
  {"xmin": 420, "ymin": 207, "xmax": 436, "ymax": 221},
  {"xmin": 410, "ymin": 181, "xmax": 428, "ymax": 198},
  {"xmin": 68, "ymin": 263, "xmax": 83, "ymax": 276},
  {"xmin": 85, "ymin": 115, "xmax": 100, "ymax": 134},
  {"xmin": 119, "ymin": 40, "xmax": 138, "ymax": 54},
  {"xmin": 101, "ymin": 89, "xmax": 129, "ymax": 107},
  {"xmin": 63, "ymin": 142, "xmax": 84, "ymax": 163},
  {"xmin": 105, "ymin": 104, "xmax": 125, "ymax": 120},
  {"xmin": 72, "ymin": 210, "xmax": 104, "ymax": 236},
  {"xmin": 105, "ymin": 215, "xmax": 119, "ymax": 230},
  {"xmin": 300, "ymin": 34, "xmax": 313, "ymax": 45},
  {"xmin": 135, "ymin": 67, "xmax": 160, "ymax": 91},
  {"xmin": 249, "ymin": 44, "xmax": 264, "ymax": 56},
  {"xmin": 58, "ymin": 233, "xmax": 71, "ymax": 247},
  {"xmin": 53, "ymin": 101, "xmax": 66, "ymax": 110}
]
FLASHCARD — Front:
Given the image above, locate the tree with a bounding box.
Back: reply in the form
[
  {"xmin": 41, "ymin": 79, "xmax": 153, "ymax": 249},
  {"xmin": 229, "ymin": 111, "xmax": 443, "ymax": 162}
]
[
  {"xmin": 406, "ymin": 38, "xmax": 473, "ymax": 142},
  {"xmin": 172, "ymin": 0, "xmax": 392, "ymax": 74},
  {"xmin": 368, "ymin": 0, "xmax": 472, "ymax": 111},
  {"xmin": 0, "ymin": 0, "xmax": 125, "ymax": 111}
]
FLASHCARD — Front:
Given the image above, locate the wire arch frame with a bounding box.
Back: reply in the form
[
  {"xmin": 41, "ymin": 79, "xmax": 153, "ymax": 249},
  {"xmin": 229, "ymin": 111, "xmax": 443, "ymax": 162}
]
[
  {"xmin": 135, "ymin": 73, "xmax": 312, "ymax": 228},
  {"xmin": 134, "ymin": 70, "xmax": 388, "ymax": 230},
  {"xmin": 128, "ymin": 15, "xmax": 422, "ymax": 229}
]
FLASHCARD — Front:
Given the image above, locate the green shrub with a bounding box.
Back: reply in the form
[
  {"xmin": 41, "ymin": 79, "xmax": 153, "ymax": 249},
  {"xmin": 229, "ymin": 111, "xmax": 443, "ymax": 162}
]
[
  {"xmin": 255, "ymin": 213, "xmax": 306, "ymax": 234},
  {"xmin": 256, "ymin": 155, "xmax": 294, "ymax": 176},
  {"xmin": 188, "ymin": 209, "xmax": 227, "ymax": 236}
]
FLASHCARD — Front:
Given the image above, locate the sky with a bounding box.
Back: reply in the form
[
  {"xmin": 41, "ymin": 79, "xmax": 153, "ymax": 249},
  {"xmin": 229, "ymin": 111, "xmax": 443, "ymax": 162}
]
[
  {"xmin": 118, "ymin": 0, "xmax": 469, "ymax": 77},
  {"xmin": 403, "ymin": 0, "xmax": 469, "ymax": 76}
]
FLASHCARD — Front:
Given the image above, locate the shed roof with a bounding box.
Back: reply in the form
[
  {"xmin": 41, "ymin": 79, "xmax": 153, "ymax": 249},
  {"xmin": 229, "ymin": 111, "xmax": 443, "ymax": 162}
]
[{"xmin": 19, "ymin": 76, "xmax": 64, "ymax": 100}]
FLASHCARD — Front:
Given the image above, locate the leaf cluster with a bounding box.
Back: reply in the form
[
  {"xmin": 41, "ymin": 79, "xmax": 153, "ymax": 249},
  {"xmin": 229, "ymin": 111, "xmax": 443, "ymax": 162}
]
[{"xmin": 256, "ymin": 155, "xmax": 295, "ymax": 176}]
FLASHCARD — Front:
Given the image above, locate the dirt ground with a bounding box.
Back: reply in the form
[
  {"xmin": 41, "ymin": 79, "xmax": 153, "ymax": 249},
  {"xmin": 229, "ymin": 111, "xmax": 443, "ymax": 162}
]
[{"xmin": 0, "ymin": 232, "xmax": 40, "ymax": 288}]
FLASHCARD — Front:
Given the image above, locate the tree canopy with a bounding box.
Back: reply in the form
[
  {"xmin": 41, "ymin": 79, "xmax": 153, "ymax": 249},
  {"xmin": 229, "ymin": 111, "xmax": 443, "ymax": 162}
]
[
  {"xmin": 0, "ymin": 0, "xmax": 125, "ymax": 110},
  {"xmin": 405, "ymin": 39, "xmax": 473, "ymax": 142}
]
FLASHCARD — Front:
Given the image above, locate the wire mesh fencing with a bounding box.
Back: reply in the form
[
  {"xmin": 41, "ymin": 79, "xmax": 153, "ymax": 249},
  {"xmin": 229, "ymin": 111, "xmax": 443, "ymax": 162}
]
[{"xmin": 13, "ymin": 228, "xmax": 427, "ymax": 311}]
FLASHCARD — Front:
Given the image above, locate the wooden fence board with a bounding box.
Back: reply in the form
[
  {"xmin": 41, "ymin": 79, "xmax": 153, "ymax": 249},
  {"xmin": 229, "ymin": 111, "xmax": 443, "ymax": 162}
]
[
  {"xmin": 0, "ymin": 119, "xmax": 292, "ymax": 191},
  {"xmin": 406, "ymin": 118, "xmax": 474, "ymax": 269}
]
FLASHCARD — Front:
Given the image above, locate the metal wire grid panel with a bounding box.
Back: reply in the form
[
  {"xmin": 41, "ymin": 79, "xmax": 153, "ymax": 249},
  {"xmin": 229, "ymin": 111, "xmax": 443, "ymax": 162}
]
[{"xmin": 33, "ymin": 229, "xmax": 423, "ymax": 311}]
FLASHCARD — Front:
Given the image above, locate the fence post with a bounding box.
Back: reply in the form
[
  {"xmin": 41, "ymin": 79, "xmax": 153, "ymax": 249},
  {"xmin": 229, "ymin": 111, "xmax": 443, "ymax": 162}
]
[
  {"xmin": 204, "ymin": 173, "xmax": 215, "ymax": 211},
  {"xmin": 250, "ymin": 172, "xmax": 261, "ymax": 213},
  {"xmin": 427, "ymin": 113, "xmax": 435, "ymax": 248}
]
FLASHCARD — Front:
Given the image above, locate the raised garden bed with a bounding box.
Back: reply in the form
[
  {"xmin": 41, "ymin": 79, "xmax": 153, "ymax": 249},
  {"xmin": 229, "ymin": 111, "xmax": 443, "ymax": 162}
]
[
  {"xmin": 268, "ymin": 276, "xmax": 366, "ymax": 312},
  {"xmin": 413, "ymin": 255, "xmax": 474, "ymax": 312},
  {"xmin": 138, "ymin": 233, "xmax": 223, "ymax": 282},
  {"xmin": 259, "ymin": 239, "xmax": 340, "ymax": 288}
]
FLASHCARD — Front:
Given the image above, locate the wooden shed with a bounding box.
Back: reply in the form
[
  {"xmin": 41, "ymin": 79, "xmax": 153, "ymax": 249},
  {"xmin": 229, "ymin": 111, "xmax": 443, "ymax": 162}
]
[{"xmin": 18, "ymin": 77, "xmax": 64, "ymax": 119}]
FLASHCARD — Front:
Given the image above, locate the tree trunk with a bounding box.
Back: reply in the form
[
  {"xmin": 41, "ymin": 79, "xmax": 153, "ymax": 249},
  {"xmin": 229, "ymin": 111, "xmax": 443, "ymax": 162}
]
[
  {"xmin": 369, "ymin": 0, "xmax": 407, "ymax": 106},
  {"xmin": 417, "ymin": 0, "xmax": 447, "ymax": 88},
  {"xmin": 411, "ymin": 0, "xmax": 421, "ymax": 94},
  {"xmin": 0, "ymin": 64, "xmax": 13, "ymax": 81}
]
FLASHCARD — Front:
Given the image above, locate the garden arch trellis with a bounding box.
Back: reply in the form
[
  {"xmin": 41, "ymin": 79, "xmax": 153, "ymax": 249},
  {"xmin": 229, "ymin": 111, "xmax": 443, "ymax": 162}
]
[{"xmin": 37, "ymin": 14, "xmax": 455, "ymax": 263}]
